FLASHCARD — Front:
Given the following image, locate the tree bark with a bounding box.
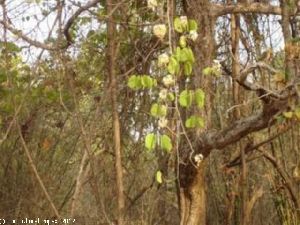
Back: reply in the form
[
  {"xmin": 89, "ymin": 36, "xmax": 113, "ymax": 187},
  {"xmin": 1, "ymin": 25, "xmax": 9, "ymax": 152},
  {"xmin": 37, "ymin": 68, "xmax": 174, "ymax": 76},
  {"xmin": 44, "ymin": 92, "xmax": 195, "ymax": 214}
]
[
  {"xmin": 178, "ymin": 1, "xmax": 298, "ymax": 224},
  {"xmin": 107, "ymin": 0, "xmax": 125, "ymax": 224}
]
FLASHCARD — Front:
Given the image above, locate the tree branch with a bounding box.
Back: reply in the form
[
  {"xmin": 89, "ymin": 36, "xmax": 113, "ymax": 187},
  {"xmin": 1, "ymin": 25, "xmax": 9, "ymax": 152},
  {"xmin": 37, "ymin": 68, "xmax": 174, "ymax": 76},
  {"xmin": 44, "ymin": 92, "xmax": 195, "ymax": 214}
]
[
  {"xmin": 213, "ymin": 3, "xmax": 283, "ymax": 17},
  {"xmin": 63, "ymin": 0, "xmax": 101, "ymax": 45},
  {"xmin": 197, "ymin": 87, "xmax": 296, "ymax": 156}
]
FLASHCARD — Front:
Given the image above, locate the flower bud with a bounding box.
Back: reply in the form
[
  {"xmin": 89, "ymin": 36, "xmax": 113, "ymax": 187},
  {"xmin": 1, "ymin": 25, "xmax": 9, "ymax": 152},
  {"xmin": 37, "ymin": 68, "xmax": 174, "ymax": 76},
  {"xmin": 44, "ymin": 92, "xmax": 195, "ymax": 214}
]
[
  {"xmin": 189, "ymin": 30, "xmax": 198, "ymax": 42},
  {"xmin": 153, "ymin": 24, "xmax": 167, "ymax": 40},
  {"xmin": 162, "ymin": 75, "xmax": 175, "ymax": 87},
  {"xmin": 159, "ymin": 89, "xmax": 168, "ymax": 100},
  {"xmin": 180, "ymin": 16, "xmax": 188, "ymax": 28},
  {"xmin": 158, "ymin": 53, "xmax": 169, "ymax": 67},
  {"xmin": 147, "ymin": 0, "xmax": 158, "ymax": 10},
  {"xmin": 158, "ymin": 117, "xmax": 168, "ymax": 128}
]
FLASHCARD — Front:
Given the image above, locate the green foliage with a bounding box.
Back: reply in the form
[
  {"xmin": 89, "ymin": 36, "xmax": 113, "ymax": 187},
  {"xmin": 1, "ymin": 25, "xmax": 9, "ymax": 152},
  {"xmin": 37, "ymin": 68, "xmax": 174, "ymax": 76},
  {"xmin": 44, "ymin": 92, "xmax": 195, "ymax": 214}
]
[
  {"xmin": 0, "ymin": 42, "xmax": 21, "ymax": 53},
  {"xmin": 283, "ymin": 111, "xmax": 293, "ymax": 119},
  {"xmin": 167, "ymin": 56, "xmax": 180, "ymax": 75},
  {"xmin": 174, "ymin": 17, "xmax": 184, "ymax": 33},
  {"xmin": 127, "ymin": 75, "xmax": 157, "ymax": 90},
  {"xmin": 160, "ymin": 134, "xmax": 172, "ymax": 152},
  {"xmin": 185, "ymin": 115, "xmax": 205, "ymax": 128},
  {"xmin": 179, "ymin": 90, "xmax": 193, "ymax": 108},
  {"xmin": 184, "ymin": 61, "xmax": 193, "ymax": 76},
  {"xmin": 150, "ymin": 103, "xmax": 167, "ymax": 117},
  {"xmin": 145, "ymin": 133, "xmax": 157, "ymax": 150},
  {"xmin": 188, "ymin": 19, "xmax": 198, "ymax": 31},
  {"xmin": 156, "ymin": 170, "xmax": 163, "ymax": 184}
]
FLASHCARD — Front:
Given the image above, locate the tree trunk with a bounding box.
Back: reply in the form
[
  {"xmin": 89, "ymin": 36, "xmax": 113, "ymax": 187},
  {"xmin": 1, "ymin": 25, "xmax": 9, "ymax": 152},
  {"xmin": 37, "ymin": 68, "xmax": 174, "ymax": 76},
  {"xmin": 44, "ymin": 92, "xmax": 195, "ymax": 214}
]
[{"xmin": 178, "ymin": 0, "xmax": 215, "ymax": 224}]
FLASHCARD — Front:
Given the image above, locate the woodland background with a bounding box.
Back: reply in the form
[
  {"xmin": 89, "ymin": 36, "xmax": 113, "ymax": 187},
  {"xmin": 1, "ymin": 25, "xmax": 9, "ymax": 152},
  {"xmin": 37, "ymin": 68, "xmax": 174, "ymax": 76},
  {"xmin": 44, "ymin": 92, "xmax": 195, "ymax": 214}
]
[{"xmin": 0, "ymin": 0, "xmax": 299, "ymax": 225}]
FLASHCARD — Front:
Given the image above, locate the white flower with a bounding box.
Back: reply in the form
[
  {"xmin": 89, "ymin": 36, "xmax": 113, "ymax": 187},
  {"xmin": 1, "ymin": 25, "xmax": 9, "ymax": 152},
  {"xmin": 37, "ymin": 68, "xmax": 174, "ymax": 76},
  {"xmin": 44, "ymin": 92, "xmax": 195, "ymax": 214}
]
[
  {"xmin": 153, "ymin": 24, "xmax": 167, "ymax": 40},
  {"xmin": 194, "ymin": 153, "xmax": 204, "ymax": 166},
  {"xmin": 159, "ymin": 89, "xmax": 168, "ymax": 100},
  {"xmin": 147, "ymin": 0, "xmax": 158, "ymax": 10},
  {"xmin": 162, "ymin": 75, "xmax": 175, "ymax": 87},
  {"xmin": 180, "ymin": 16, "xmax": 188, "ymax": 27},
  {"xmin": 158, "ymin": 53, "xmax": 169, "ymax": 67},
  {"xmin": 189, "ymin": 30, "xmax": 198, "ymax": 42},
  {"xmin": 158, "ymin": 117, "xmax": 168, "ymax": 128}
]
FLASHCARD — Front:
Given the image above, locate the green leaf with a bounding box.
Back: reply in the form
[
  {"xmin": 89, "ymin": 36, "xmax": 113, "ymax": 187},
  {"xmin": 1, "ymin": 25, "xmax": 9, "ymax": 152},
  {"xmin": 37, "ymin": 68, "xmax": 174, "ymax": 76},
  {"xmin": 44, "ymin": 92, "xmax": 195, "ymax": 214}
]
[
  {"xmin": 195, "ymin": 89, "xmax": 205, "ymax": 108},
  {"xmin": 150, "ymin": 103, "xmax": 167, "ymax": 117},
  {"xmin": 185, "ymin": 47, "xmax": 195, "ymax": 63},
  {"xmin": 188, "ymin": 19, "xmax": 198, "ymax": 31},
  {"xmin": 127, "ymin": 75, "xmax": 141, "ymax": 90},
  {"xmin": 185, "ymin": 116, "xmax": 205, "ymax": 128},
  {"xmin": 0, "ymin": 42, "xmax": 21, "ymax": 52},
  {"xmin": 295, "ymin": 107, "xmax": 300, "ymax": 120},
  {"xmin": 156, "ymin": 170, "xmax": 163, "ymax": 184},
  {"xmin": 145, "ymin": 133, "xmax": 157, "ymax": 150},
  {"xmin": 174, "ymin": 17, "xmax": 183, "ymax": 33},
  {"xmin": 167, "ymin": 93, "xmax": 175, "ymax": 101},
  {"xmin": 167, "ymin": 56, "xmax": 180, "ymax": 75},
  {"xmin": 178, "ymin": 47, "xmax": 189, "ymax": 62},
  {"xmin": 179, "ymin": 90, "xmax": 193, "ymax": 108},
  {"xmin": 184, "ymin": 61, "xmax": 193, "ymax": 76},
  {"xmin": 160, "ymin": 134, "xmax": 172, "ymax": 152},
  {"xmin": 179, "ymin": 36, "xmax": 187, "ymax": 48},
  {"xmin": 202, "ymin": 67, "xmax": 213, "ymax": 76},
  {"xmin": 141, "ymin": 75, "xmax": 154, "ymax": 88},
  {"xmin": 283, "ymin": 111, "xmax": 293, "ymax": 119}
]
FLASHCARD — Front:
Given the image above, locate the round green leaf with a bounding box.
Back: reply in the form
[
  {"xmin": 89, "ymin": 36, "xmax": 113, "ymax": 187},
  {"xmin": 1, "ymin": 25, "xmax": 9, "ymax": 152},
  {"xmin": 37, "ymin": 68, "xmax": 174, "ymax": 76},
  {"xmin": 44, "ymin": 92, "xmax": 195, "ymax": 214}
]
[
  {"xmin": 167, "ymin": 56, "xmax": 180, "ymax": 75},
  {"xmin": 174, "ymin": 17, "xmax": 183, "ymax": 33},
  {"xmin": 184, "ymin": 61, "xmax": 193, "ymax": 76},
  {"xmin": 145, "ymin": 133, "xmax": 157, "ymax": 150},
  {"xmin": 179, "ymin": 90, "xmax": 193, "ymax": 108},
  {"xmin": 185, "ymin": 115, "xmax": 205, "ymax": 128},
  {"xmin": 160, "ymin": 134, "xmax": 172, "ymax": 152},
  {"xmin": 150, "ymin": 103, "xmax": 167, "ymax": 117},
  {"xmin": 188, "ymin": 19, "xmax": 198, "ymax": 31}
]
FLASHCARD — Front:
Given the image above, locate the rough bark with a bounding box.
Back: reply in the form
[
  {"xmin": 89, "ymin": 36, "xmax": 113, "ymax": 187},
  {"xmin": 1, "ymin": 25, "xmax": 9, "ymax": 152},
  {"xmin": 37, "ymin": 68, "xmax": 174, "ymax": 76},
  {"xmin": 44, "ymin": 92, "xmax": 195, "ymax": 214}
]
[
  {"xmin": 178, "ymin": 1, "xmax": 299, "ymax": 224},
  {"xmin": 107, "ymin": 0, "xmax": 125, "ymax": 224}
]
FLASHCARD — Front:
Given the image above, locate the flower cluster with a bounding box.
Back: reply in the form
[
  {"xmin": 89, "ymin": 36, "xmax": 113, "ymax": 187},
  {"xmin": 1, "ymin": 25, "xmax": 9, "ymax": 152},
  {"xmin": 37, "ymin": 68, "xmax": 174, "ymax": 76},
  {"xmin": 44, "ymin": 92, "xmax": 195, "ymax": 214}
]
[
  {"xmin": 194, "ymin": 153, "xmax": 204, "ymax": 167},
  {"xmin": 147, "ymin": 0, "xmax": 158, "ymax": 11},
  {"xmin": 153, "ymin": 24, "xmax": 167, "ymax": 40}
]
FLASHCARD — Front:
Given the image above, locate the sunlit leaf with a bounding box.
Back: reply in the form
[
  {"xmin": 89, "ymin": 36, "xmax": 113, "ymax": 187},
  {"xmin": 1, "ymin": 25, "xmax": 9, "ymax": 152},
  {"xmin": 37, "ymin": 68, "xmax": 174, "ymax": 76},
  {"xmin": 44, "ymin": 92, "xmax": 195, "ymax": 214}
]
[
  {"xmin": 145, "ymin": 133, "xmax": 157, "ymax": 150},
  {"xmin": 179, "ymin": 90, "xmax": 193, "ymax": 108},
  {"xmin": 160, "ymin": 134, "xmax": 172, "ymax": 152},
  {"xmin": 156, "ymin": 170, "xmax": 163, "ymax": 184}
]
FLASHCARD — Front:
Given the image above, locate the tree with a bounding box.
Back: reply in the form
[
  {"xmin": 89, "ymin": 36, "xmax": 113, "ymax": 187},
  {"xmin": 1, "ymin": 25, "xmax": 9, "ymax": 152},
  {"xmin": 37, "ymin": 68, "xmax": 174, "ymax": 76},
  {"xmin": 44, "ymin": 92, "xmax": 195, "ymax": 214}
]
[{"xmin": 0, "ymin": 0, "xmax": 300, "ymax": 224}]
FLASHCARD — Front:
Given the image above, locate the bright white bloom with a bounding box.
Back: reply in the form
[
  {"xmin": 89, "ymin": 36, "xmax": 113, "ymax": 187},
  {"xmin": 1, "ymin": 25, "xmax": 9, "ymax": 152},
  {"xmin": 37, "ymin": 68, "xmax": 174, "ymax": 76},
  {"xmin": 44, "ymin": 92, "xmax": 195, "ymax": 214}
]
[
  {"xmin": 189, "ymin": 30, "xmax": 198, "ymax": 42},
  {"xmin": 180, "ymin": 16, "xmax": 188, "ymax": 27},
  {"xmin": 147, "ymin": 0, "xmax": 158, "ymax": 10},
  {"xmin": 153, "ymin": 24, "xmax": 167, "ymax": 40},
  {"xmin": 194, "ymin": 153, "xmax": 204, "ymax": 166},
  {"xmin": 158, "ymin": 53, "xmax": 169, "ymax": 67},
  {"xmin": 158, "ymin": 117, "xmax": 168, "ymax": 128},
  {"xmin": 159, "ymin": 89, "xmax": 168, "ymax": 100},
  {"xmin": 162, "ymin": 75, "xmax": 175, "ymax": 87}
]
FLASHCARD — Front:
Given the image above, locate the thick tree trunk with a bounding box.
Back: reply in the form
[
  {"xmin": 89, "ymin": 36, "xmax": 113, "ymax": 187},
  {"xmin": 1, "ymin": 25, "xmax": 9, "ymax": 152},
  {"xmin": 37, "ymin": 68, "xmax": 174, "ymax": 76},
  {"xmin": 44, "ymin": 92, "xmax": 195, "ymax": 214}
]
[{"xmin": 178, "ymin": 0, "xmax": 215, "ymax": 224}]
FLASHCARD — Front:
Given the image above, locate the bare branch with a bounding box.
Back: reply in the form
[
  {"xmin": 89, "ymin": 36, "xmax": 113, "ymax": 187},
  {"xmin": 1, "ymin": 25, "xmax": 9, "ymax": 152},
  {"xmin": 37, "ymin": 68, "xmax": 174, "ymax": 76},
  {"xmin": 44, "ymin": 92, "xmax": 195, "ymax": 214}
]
[
  {"xmin": 213, "ymin": 2, "xmax": 283, "ymax": 17},
  {"xmin": 196, "ymin": 86, "xmax": 297, "ymax": 156},
  {"xmin": 63, "ymin": 0, "xmax": 101, "ymax": 45}
]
